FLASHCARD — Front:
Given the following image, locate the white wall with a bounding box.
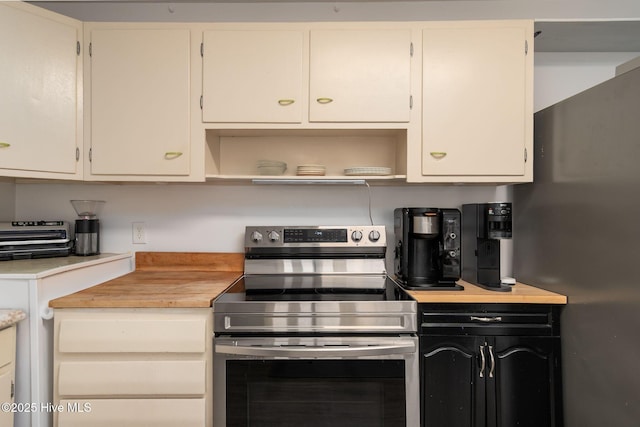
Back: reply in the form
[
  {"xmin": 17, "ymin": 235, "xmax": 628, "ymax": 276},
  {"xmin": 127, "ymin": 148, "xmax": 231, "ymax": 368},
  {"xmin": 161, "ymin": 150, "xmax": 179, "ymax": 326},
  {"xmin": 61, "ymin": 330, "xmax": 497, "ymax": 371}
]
[
  {"xmin": 15, "ymin": 182, "xmax": 505, "ymax": 254},
  {"xmin": 535, "ymin": 52, "xmax": 640, "ymax": 111}
]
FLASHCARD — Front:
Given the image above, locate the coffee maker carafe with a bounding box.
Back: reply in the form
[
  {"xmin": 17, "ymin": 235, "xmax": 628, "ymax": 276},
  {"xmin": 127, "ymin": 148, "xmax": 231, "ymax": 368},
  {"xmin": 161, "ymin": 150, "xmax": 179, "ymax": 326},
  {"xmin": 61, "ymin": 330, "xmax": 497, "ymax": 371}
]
[
  {"xmin": 394, "ymin": 207, "xmax": 462, "ymax": 290},
  {"xmin": 70, "ymin": 200, "xmax": 104, "ymax": 256},
  {"xmin": 462, "ymin": 202, "xmax": 513, "ymax": 291}
]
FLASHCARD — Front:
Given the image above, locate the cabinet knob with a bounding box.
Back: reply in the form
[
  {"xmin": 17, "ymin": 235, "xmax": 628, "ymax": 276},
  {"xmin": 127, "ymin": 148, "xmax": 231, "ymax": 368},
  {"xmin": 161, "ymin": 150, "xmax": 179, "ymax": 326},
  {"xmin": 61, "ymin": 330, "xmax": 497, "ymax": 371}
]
[
  {"xmin": 278, "ymin": 99, "xmax": 295, "ymax": 106},
  {"xmin": 164, "ymin": 152, "xmax": 183, "ymax": 160},
  {"xmin": 430, "ymin": 152, "xmax": 447, "ymax": 159},
  {"xmin": 0, "ymin": 142, "xmax": 10, "ymax": 148},
  {"xmin": 316, "ymin": 97, "xmax": 334, "ymax": 104}
]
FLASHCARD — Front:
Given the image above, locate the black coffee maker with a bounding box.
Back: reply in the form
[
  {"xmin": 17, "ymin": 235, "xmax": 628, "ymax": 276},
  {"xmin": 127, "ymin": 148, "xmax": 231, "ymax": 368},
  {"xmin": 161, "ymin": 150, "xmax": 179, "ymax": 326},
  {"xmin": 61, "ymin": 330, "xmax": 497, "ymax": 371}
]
[
  {"xmin": 394, "ymin": 207, "xmax": 462, "ymax": 290},
  {"xmin": 462, "ymin": 202, "xmax": 513, "ymax": 291}
]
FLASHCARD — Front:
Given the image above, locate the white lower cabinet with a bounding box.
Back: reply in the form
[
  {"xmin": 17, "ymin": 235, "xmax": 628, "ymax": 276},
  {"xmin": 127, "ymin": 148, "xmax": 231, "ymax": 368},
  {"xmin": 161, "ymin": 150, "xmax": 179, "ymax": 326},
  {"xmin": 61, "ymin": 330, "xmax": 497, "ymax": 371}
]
[
  {"xmin": 0, "ymin": 325, "xmax": 17, "ymax": 427},
  {"xmin": 53, "ymin": 308, "xmax": 212, "ymax": 427},
  {"xmin": 58, "ymin": 399, "xmax": 205, "ymax": 427}
]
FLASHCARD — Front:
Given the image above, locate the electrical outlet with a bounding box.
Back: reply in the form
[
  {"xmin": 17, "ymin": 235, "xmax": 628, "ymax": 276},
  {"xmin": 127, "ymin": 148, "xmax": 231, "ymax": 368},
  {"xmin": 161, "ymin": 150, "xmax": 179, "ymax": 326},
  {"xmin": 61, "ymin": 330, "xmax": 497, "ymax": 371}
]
[{"xmin": 132, "ymin": 222, "xmax": 146, "ymax": 244}]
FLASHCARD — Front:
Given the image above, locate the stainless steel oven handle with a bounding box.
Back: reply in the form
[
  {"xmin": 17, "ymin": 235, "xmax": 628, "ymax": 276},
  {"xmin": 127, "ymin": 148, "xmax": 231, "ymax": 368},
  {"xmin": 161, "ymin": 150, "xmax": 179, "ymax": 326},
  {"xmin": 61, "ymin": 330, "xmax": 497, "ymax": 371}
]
[{"xmin": 216, "ymin": 342, "xmax": 416, "ymax": 358}]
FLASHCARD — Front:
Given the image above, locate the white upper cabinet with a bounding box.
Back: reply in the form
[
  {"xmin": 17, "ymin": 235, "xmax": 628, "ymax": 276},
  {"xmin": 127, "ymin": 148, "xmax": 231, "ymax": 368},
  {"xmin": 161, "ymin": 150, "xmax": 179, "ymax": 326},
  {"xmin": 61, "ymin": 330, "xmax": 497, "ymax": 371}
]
[
  {"xmin": 201, "ymin": 25, "xmax": 413, "ymax": 126},
  {"xmin": 202, "ymin": 30, "xmax": 304, "ymax": 123},
  {"xmin": 0, "ymin": 3, "xmax": 81, "ymax": 179},
  {"xmin": 417, "ymin": 20, "xmax": 533, "ymax": 182},
  {"xmin": 87, "ymin": 27, "xmax": 196, "ymax": 180},
  {"xmin": 309, "ymin": 29, "xmax": 412, "ymax": 123}
]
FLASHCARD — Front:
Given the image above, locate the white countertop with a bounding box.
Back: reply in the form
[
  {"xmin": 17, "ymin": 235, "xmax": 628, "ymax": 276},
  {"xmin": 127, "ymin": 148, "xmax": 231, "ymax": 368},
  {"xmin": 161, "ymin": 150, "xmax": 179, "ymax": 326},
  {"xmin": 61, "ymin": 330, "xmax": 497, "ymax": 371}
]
[
  {"xmin": 0, "ymin": 253, "xmax": 133, "ymax": 279},
  {"xmin": 0, "ymin": 309, "xmax": 26, "ymax": 330}
]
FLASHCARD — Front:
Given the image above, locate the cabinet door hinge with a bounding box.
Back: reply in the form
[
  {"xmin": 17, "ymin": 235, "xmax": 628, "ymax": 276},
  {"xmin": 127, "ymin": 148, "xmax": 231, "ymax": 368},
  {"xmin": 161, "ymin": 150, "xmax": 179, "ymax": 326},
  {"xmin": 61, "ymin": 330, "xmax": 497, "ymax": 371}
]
[
  {"xmin": 409, "ymin": 95, "xmax": 413, "ymax": 110},
  {"xmin": 89, "ymin": 42, "xmax": 92, "ymax": 58},
  {"xmin": 76, "ymin": 41, "xmax": 81, "ymax": 56},
  {"xmin": 524, "ymin": 147, "xmax": 528, "ymax": 162},
  {"xmin": 200, "ymin": 95, "xmax": 203, "ymax": 110},
  {"xmin": 11, "ymin": 380, "xmax": 14, "ymax": 398},
  {"xmin": 75, "ymin": 147, "xmax": 80, "ymax": 162},
  {"xmin": 410, "ymin": 42, "xmax": 414, "ymax": 57},
  {"xmin": 89, "ymin": 147, "xmax": 93, "ymax": 162},
  {"xmin": 200, "ymin": 42, "xmax": 204, "ymax": 58},
  {"xmin": 525, "ymin": 40, "xmax": 529, "ymax": 55}
]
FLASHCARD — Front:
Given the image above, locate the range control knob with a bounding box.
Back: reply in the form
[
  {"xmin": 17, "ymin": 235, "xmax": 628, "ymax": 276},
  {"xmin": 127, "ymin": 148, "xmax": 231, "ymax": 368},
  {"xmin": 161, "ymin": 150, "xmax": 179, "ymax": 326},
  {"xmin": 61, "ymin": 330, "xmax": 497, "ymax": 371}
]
[
  {"xmin": 351, "ymin": 230, "xmax": 363, "ymax": 242},
  {"xmin": 369, "ymin": 230, "xmax": 381, "ymax": 242},
  {"xmin": 268, "ymin": 231, "xmax": 280, "ymax": 242},
  {"xmin": 250, "ymin": 231, "xmax": 263, "ymax": 243}
]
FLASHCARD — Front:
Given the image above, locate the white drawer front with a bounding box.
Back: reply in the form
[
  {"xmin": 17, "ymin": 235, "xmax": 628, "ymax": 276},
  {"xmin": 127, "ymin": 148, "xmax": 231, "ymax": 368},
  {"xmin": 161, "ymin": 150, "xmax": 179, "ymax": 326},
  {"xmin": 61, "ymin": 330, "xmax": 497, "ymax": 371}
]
[
  {"xmin": 58, "ymin": 398, "xmax": 205, "ymax": 427},
  {"xmin": 0, "ymin": 325, "xmax": 16, "ymax": 368},
  {"xmin": 58, "ymin": 318, "xmax": 206, "ymax": 353},
  {"xmin": 58, "ymin": 360, "xmax": 206, "ymax": 397}
]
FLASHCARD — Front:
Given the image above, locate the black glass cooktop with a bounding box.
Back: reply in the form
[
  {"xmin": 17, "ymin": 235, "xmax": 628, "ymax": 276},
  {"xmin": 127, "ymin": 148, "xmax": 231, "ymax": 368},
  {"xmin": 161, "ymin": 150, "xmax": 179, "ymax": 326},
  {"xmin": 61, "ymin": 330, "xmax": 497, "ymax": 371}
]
[{"xmin": 217, "ymin": 274, "xmax": 411, "ymax": 303}]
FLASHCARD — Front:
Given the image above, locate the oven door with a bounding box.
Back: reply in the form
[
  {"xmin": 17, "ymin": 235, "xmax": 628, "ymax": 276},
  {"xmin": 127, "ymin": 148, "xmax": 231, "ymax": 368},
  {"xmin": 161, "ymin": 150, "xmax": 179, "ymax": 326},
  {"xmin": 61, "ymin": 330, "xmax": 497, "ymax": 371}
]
[{"xmin": 214, "ymin": 335, "xmax": 419, "ymax": 427}]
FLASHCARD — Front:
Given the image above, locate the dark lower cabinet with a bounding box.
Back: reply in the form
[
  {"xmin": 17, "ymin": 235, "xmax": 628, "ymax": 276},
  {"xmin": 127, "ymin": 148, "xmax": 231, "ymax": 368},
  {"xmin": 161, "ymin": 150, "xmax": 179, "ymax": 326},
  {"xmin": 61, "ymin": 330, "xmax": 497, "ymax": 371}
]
[{"xmin": 419, "ymin": 304, "xmax": 563, "ymax": 427}]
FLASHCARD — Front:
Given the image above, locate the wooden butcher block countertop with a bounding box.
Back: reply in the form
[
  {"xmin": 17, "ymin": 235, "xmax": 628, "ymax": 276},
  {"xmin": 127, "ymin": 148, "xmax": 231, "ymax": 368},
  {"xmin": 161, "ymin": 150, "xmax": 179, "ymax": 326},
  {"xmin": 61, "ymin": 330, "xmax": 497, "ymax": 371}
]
[
  {"xmin": 49, "ymin": 252, "xmax": 244, "ymax": 309},
  {"xmin": 406, "ymin": 280, "xmax": 567, "ymax": 304}
]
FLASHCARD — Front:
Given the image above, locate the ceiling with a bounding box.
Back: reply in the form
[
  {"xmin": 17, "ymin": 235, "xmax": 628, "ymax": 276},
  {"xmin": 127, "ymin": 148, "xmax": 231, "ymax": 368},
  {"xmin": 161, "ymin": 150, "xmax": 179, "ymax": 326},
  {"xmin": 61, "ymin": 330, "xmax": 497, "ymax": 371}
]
[{"xmin": 26, "ymin": 1, "xmax": 640, "ymax": 52}]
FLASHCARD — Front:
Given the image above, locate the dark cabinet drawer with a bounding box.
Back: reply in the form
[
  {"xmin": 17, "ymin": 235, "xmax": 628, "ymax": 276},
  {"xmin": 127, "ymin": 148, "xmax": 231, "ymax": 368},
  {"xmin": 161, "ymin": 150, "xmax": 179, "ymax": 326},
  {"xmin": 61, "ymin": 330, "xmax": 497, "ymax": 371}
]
[{"xmin": 419, "ymin": 303, "xmax": 560, "ymax": 336}]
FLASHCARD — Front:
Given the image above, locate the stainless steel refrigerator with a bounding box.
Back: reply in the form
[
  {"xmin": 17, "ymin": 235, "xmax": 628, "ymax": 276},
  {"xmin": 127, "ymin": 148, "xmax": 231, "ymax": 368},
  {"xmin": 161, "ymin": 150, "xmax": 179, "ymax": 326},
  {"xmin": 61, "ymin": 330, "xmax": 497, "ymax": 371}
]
[{"xmin": 514, "ymin": 64, "xmax": 640, "ymax": 427}]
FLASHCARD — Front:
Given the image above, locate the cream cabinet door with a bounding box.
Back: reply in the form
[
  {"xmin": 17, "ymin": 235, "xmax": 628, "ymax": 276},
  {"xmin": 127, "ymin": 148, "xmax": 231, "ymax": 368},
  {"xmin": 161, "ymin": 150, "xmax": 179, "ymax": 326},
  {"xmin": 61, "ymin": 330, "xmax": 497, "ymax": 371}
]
[
  {"xmin": 309, "ymin": 29, "xmax": 412, "ymax": 123},
  {"xmin": 58, "ymin": 399, "xmax": 205, "ymax": 427},
  {"xmin": 0, "ymin": 368, "xmax": 14, "ymax": 427},
  {"xmin": 88, "ymin": 28, "xmax": 191, "ymax": 176},
  {"xmin": 0, "ymin": 326, "xmax": 16, "ymax": 427},
  {"xmin": 202, "ymin": 30, "xmax": 304, "ymax": 123},
  {"xmin": 422, "ymin": 21, "xmax": 531, "ymax": 177},
  {"xmin": 0, "ymin": 3, "xmax": 80, "ymax": 178}
]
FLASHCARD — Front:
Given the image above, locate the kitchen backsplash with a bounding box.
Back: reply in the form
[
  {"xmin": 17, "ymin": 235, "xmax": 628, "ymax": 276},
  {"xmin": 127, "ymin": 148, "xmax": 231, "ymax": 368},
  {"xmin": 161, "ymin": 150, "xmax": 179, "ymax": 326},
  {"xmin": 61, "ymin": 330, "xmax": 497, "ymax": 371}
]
[{"xmin": 13, "ymin": 182, "xmax": 508, "ymax": 255}]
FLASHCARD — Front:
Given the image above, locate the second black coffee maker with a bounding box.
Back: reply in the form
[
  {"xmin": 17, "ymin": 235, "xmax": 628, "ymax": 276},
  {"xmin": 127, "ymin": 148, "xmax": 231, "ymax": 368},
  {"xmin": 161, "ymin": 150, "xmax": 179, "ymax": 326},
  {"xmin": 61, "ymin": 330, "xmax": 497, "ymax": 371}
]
[{"xmin": 394, "ymin": 207, "xmax": 462, "ymax": 290}]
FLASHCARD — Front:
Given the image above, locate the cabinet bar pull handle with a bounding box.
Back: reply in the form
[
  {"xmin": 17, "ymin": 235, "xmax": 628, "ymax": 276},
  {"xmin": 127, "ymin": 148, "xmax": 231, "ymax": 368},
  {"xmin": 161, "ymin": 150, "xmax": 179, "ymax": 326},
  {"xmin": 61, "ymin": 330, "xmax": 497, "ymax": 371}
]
[
  {"xmin": 0, "ymin": 142, "xmax": 10, "ymax": 148},
  {"xmin": 470, "ymin": 316, "xmax": 503, "ymax": 322},
  {"xmin": 430, "ymin": 151, "xmax": 447, "ymax": 159},
  {"xmin": 316, "ymin": 97, "xmax": 333, "ymax": 104},
  {"xmin": 278, "ymin": 99, "xmax": 295, "ymax": 106},
  {"xmin": 488, "ymin": 345, "xmax": 496, "ymax": 378},
  {"xmin": 164, "ymin": 151, "xmax": 183, "ymax": 159},
  {"xmin": 479, "ymin": 345, "xmax": 486, "ymax": 378}
]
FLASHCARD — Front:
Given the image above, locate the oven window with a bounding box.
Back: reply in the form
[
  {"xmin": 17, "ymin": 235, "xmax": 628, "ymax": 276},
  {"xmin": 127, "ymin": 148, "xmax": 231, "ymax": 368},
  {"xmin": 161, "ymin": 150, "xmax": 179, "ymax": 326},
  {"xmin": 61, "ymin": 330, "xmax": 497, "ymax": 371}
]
[{"xmin": 226, "ymin": 360, "xmax": 406, "ymax": 427}]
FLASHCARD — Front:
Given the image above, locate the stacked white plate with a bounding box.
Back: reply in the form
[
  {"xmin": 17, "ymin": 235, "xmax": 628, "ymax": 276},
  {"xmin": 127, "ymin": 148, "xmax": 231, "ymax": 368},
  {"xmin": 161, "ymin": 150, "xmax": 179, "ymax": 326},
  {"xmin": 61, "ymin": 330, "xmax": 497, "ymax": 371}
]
[
  {"xmin": 344, "ymin": 166, "xmax": 392, "ymax": 176},
  {"xmin": 296, "ymin": 164, "xmax": 326, "ymax": 176},
  {"xmin": 257, "ymin": 160, "xmax": 287, "ymax": 175}
]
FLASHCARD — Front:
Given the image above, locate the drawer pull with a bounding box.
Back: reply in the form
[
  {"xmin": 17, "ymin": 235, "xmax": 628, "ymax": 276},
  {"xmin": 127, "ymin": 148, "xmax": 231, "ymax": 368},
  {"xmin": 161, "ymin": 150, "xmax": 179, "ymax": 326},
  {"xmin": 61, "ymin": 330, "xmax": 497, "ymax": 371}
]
[
  {"xmin": 0, "ymin": 142, "xmax": 10, "ymax": 148},
  {"xmin": 430, "ymin": 151, "xmax": 447, "ymax": 159},
  {"xmin": 278, "ymin": 99, "xmax": 295, "ymax": 106},
  {"xmin": 470, "ymin": 316, "xmax": 503, "ymax": 322},
  {"xmin": 164, "ymin": 151, "xmax": 183, "ymax": 160},
  {"xmin": 316, "ymin": 97, "xmax": 334, "ymax": 104}
]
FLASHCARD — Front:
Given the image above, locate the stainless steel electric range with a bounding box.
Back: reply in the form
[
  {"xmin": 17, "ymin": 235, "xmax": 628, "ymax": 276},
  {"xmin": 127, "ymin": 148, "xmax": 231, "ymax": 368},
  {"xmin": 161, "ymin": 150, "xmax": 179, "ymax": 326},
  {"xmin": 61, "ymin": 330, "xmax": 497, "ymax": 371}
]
[{"xmin": 213, "ymin": 225, "xmax": 419, "ymax": 427}]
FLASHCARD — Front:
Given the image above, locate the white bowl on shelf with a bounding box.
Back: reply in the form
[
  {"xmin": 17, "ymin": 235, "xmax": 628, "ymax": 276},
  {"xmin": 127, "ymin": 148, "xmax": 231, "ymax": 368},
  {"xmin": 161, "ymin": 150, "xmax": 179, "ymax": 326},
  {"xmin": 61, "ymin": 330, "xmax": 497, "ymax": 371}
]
[{"xmin": 257, "ymin": 160, "xmax": 287, "ymax": 175}]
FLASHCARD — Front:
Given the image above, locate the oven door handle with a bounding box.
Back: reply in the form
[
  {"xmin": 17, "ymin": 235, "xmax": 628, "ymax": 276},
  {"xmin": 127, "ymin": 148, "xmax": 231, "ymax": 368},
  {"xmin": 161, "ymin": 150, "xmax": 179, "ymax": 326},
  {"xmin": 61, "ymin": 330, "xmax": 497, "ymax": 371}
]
[{"xmin": 215, "ymin": 342, "xmax": 416, "ymax": 358}]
